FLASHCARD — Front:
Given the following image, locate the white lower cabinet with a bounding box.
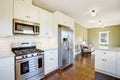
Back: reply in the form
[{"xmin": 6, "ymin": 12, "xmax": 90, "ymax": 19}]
[
  {"xmin": 95, "ymin": 50, "xmax": 119, "ymax": 78},
  {"xmin": 0, "ymin": 56, "xmax": 15, "ymax": 80},
  {"xmin": 117, "ymin": 51, "xmax": 120, "ymax": 76},
  {"xmin": 95, "ymin": 50, "xmax": 105, "ymax": 70},
  {"xmin": 44, "ymin": 49, "xmax": 58, "ymax": 75}
]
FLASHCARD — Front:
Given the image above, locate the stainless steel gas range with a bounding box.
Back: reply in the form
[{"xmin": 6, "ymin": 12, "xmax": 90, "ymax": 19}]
[{"xmin": 12, "ymin": 42, "xmax": 44, "ymax": 80}]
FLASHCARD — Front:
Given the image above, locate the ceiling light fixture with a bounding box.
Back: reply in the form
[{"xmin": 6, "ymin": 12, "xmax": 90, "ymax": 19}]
[
  {"xmin": 99, "ymin": 20, "xmax": 104, "ymax": 28},
  {"xmin": 91, "ymin": 10, "xmax": 96, "ymax": 16}
]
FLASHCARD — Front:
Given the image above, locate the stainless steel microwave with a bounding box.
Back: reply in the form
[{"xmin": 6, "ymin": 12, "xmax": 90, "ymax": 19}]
[{"xmin": 13, "ymin": 19, "xmax": 40, "ymax": 35}]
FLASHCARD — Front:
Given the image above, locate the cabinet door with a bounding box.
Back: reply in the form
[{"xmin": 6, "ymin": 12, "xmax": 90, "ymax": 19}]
[
  {"xmin": 14, "ymin": 0, "xmax": 39, "ymax": 23},
  {"xmin": 104, "ymin": 51, "xmax": 116, "ymax": 74},
  {"xmin": 28, "ymin": 5, "xmax": 39, "ymax": 23},
  {"xmin": 44, "ymin": 49, "xmax": 58, "ymax": 75},
  {"xmin": 39, "ymin": 9, "xmax": 53, "ymax": 37},
  {"xmin": 14, "ymin": 0, "xmax": 27, "ymax": 20},
  {"xmin": 0, "ymin": 66, "xmax": 14, "ymax": 80},
  {"xmin": 69, "ymin": 18, "xmax": 75, "ymax": 30},
  {"xmin": 95, "ymin": 50, "xmax": 105, "ymax": 70},
  {"xmin": 117, "ymin": 51, "xmax": 120, "ymax": 76},
  {"xmin": 0, "ymin": 0, "xmax": 13, "ymax": 36},
  {"xmin": 58, "ymin": 14, "xmax": 69, "ymax": 27},
  {"xmin": 0, "ymin": 56, "xmax": 15, "ymax": 80}
]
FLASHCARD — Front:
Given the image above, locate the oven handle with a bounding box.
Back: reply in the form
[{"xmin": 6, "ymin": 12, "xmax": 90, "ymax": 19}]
[{"xmin": 16, "ymin": 58, "xmax": 31, "ymax": 63}]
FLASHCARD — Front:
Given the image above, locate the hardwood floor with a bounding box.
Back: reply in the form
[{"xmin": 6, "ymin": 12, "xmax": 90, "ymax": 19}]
[{"xmin": 42, "ymin": 53, "xmax": 119, "ymax": 80}]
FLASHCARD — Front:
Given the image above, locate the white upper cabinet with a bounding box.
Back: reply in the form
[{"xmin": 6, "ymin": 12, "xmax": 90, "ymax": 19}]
[
  {"xmin": 53, "ymin": 11, "xmax": 75, "ymax": 30},
  {"xmin": 14, "ymin": 0, "xmax": 39, "ymax": 23},
  {"xmin": 69, "ymin": 18, "xmax": 75, "ymax": 30},
  {"xmin": 58, "ymin": 13, "xmax": 70, "ymax": 27},
  {"xmin": 53, "ymin": 11, "xmax": 75, "ymax": 37},
  {"xmin": 0, "ymin": 0, "xmax": 13, "ymax": 36},
  {"xmin": 39, "ymin": 9, "xmax": 53, "ymax": 37}
]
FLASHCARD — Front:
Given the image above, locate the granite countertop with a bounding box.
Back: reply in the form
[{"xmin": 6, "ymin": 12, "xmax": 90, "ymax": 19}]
[
  {"xmin": 95, "ymin": 46, "xmax": 120, "ymax": 51},
  {"xmin": 0, "ymin": 51, "xmax": 15, "ymax": 58}
]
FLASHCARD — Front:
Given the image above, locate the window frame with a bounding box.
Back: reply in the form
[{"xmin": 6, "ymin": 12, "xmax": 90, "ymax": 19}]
[{"xmin": 99, "ymin": 31, "xmax": 109, "ymax": 44}]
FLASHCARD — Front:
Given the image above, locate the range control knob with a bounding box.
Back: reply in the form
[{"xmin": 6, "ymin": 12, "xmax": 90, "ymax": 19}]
[{"xmin": 22, "ymin": 55, "xmax": 27, "ymax": 58}]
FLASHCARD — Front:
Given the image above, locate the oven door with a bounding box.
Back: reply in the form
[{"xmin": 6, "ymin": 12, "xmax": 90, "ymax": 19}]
[
  {"xmin": 16, "ymin": 59, "xmax": 30, "ymax": 80},
  {"xmin": 37, "ymin": 55, "xmax": 44, "ymax": 71}
]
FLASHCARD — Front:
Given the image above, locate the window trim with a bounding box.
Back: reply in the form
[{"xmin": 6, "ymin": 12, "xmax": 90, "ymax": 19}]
[{"xmin": 99, "ymin": 31, "xmax": 109, "ymax": 44}]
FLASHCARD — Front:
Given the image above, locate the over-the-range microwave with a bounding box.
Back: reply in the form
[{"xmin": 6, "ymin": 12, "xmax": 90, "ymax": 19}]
[{"xmin": 13, "ymin": 19, "xmax": 40, "ymax": 35}]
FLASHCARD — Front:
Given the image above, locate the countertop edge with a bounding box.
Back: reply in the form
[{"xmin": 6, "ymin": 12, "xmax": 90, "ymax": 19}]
[{"xmin": 0, "ymin": 51, "xmax": 15, "ymax": 58}]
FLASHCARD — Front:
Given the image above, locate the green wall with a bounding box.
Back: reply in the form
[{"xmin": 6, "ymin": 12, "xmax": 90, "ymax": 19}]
[
  {"xmin": 75, "ymin": 23, "xmax": 87, "ymax": 45},
  {"xmin": 88, "ymin": 25, "xmax": 120, "ymax": 47}
]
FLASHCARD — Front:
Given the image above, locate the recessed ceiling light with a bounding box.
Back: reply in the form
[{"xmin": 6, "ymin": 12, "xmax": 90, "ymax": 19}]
[{"xmin": 91, "ymin": 10, "xmax": 96, "ymax": 16}]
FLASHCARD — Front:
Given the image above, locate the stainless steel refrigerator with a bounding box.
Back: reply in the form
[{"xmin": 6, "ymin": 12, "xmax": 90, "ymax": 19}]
[{"xmin": 58, "ymin": 25, "xmax": 74, "ymax": 70}]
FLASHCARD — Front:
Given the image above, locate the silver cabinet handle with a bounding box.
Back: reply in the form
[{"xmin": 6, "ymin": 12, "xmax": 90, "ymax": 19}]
[{"xmin": 50, "ymin": 58, "xmax": 53, "ymax": 60}]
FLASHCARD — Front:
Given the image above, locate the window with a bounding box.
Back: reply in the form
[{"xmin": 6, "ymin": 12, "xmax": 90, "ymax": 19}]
[{"xmin": 99, "ymin": 31, "xmax": 109, "ymax": 44}]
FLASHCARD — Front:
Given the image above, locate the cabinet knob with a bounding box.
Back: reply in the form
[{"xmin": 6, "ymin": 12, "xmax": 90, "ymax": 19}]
[
  {"xmin": 26, "ymin": 16, "xmax": 28, "ymax": 18},
  {"xmin": 104, "ymin": 52, "xmax": 106, "ymax": 54},
  {"xmin": 26, "ymin": 16, "xmax": 31, "ymax": 18},
  {"xmin": 105, "ymin": 59, "xmax": 107, "ymax": 61}
]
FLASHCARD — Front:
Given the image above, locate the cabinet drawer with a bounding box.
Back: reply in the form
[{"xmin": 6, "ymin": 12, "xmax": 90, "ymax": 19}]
[
  {"xmin": 45, "ymin": 50, "xmax": 57, "ymax": 58},
  {"xmin": 0, "ymin": 66, "xmax": 14, "ymax": 80},
  {"xmin": 0, "ymin": 57, "xmax": 14, "ymax": 67}
]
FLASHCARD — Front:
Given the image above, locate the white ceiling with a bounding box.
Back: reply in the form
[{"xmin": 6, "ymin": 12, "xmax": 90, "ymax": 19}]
[{"xmin": 33, "ymin": 0, "xmax": 120, "ymax": 28}]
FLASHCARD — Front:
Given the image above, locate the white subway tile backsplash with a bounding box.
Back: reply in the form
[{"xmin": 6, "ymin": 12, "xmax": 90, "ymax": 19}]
[{"xmin": 0, "ymin": 36, "xmax": 58, "ymax": 54}]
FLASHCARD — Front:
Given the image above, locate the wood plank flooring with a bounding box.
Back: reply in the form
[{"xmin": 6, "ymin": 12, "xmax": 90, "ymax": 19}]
[{"xmin": 42, "ymin": 53, "xmax": 119, "ymax": 80}]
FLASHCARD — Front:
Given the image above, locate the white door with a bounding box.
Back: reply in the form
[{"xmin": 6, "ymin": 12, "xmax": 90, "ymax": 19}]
[
  {"xmin": 95, "ymin": 50, "xmax": 105, "ymax": 70},
  {"xmin": 104, "ymin": 51, "xmax": 116, "ymax": 74},
  {"xmin": 117, "ymin": 51, "xmax": 120, "ymax": 76}
]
